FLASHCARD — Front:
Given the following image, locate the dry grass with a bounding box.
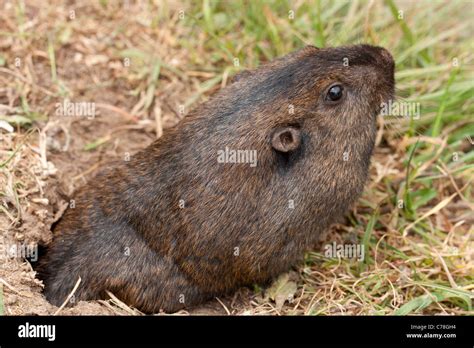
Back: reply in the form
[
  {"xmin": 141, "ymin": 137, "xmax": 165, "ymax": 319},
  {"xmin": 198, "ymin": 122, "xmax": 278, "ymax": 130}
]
[{"xmin": 0, "ymin": 0, "xmax": 472, "ymax": 315}]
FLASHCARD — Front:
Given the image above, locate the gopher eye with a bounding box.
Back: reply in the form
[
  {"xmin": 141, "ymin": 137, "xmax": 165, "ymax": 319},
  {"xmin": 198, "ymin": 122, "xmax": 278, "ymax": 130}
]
[{"xmin": 326, "ymin": 84, "xmax": 344, "ymax": 102}]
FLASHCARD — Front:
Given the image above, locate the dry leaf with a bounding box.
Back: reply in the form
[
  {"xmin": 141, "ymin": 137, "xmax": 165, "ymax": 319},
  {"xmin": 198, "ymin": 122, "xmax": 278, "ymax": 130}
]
[{"xmin": 266, "ymin": 273, "xmax": 297, "ymax": 310}]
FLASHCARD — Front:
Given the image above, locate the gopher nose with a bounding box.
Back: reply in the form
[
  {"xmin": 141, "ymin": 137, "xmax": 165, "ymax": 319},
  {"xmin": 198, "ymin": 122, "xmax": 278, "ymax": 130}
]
[
  {"xmin": 378, "ymin": 47, "xmax": 394, "ymax": 64},
  {"xmin": 376, "ymin": 47, "xmax": 395, "ymax": 71}
]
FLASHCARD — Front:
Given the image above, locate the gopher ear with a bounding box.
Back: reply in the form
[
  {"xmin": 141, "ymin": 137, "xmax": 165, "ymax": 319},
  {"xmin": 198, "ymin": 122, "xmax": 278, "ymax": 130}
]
[
  {"xmin": 271, "ymin": 127, "xmax": 302, "ymax": 153},
  {"xmin": 231, "ymin": 69, "xmax": 253, "ymax": 83}
]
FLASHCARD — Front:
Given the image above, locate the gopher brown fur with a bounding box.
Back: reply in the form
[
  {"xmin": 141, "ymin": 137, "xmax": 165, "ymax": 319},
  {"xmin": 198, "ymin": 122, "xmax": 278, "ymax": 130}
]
[{"xmin": 39, "ymin": 45, "xmax": 395, "ymax": 313}]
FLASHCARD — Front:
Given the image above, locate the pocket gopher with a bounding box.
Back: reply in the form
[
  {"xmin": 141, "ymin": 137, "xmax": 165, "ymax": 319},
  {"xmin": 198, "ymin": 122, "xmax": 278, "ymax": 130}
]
[{"xmin": 39, "ymin": 44, "xmax": 395, "ymax": 313}]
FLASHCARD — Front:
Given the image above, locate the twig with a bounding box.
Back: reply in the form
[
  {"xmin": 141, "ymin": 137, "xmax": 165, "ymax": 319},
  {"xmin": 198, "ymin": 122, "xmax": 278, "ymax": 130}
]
[
  {"xmin": 54, "ymin": 277, "xmax": 81, "ymax": 315},
  {"xmin": 215, "ymin": 297, "xmax": 231, "ymax": 315}
]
